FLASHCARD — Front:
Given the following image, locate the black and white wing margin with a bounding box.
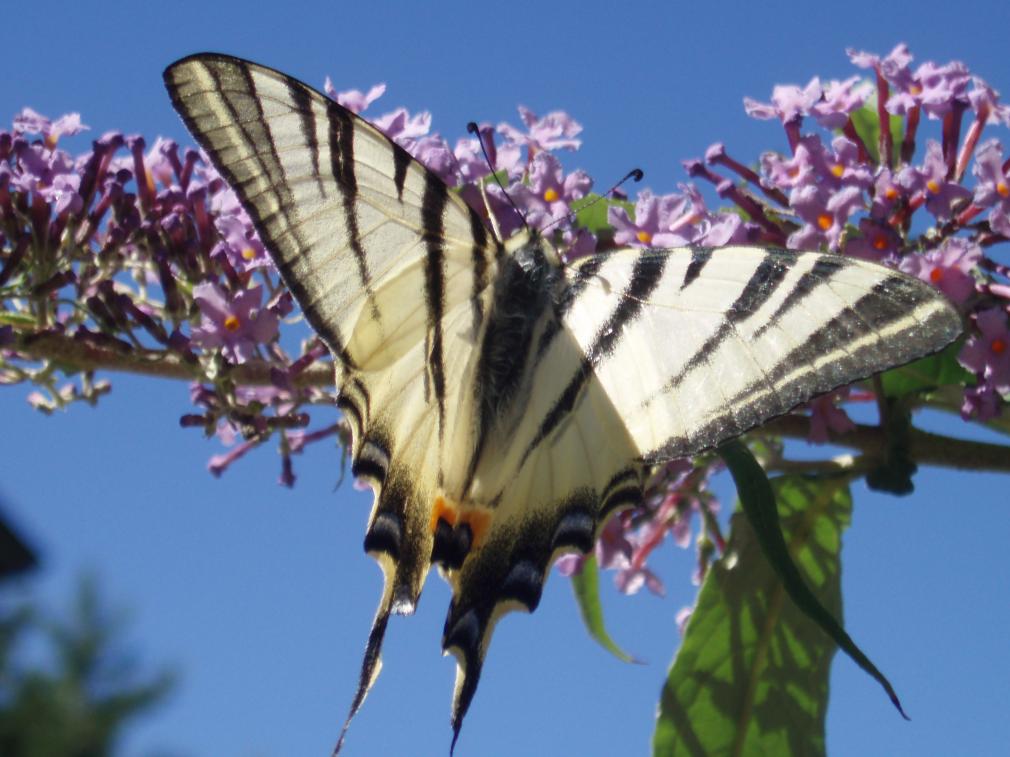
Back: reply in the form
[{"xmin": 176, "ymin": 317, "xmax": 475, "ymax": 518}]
[{"xmin": 164, "ymin": 54, "xmax": 963, "ymax": 754}]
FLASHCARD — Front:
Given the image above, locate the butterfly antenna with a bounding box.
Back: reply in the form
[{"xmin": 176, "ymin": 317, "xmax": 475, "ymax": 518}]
[
  {"xmin": 609, "ymin": 167, "xmax": 645, "ymax": 196},
  {"xmin": 467, "ymin": 121, "xmax": 529, "ymax": 235},
  {"xmin": 540, "ymin": 167, "xmax": 644, "ymax": 238}
]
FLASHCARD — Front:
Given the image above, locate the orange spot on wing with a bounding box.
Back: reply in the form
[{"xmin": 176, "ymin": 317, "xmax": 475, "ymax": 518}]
[{"xmin": 430, "ymin": 495, "xmax": 458, "ymax": 533}]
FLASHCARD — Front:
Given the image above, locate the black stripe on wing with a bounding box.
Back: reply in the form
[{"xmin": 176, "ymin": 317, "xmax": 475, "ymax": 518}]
[
  {"xmin": 599, "ymin": 467, "xmax": 644, "ymax": 520},
  {"xmin": 681, "ymin": 246, "xmax": 713, "ymax": 289},
  {"xmin": 391, "ymin": 141, "xmax": 411, "ymax": 201},
  {"xmin": 664, "ymin": 251, "xmax": 795, "ymax": 394},
  {"xmin": 288, "ymin": 80, "xmax": 326, "ymax": 198},
  {"xmin": 164, "ymin": 56, "xmax": 358, "ymax": 368},
  {"xmin": 421, "ymin": 173, "xmax": 449, "ymax": 440},
  {"xmin": 468, "ymin": 211, "xmax": 492, "ymax": 337},
  {"xmin": 523, "ymin": 253, "xmax": 669, "ymax": 465},
  {"xmin": 645, "ymin": 266, "xmax": 961, "ymax": 461},
  {"xmin": 326, "ymin": 102, "xmax": 383, "ymax": 323},
  {"xmin": 751, "ymin": 257, "xmax": 845, "ymax": 340}
]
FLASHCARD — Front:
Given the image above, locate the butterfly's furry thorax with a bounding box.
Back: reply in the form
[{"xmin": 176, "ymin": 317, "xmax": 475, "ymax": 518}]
[{"xmin": 474, "ymin": 237, "xmax": 564, "ymax": 429}]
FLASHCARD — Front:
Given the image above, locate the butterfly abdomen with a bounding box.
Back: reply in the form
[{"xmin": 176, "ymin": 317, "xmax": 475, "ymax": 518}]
[{"xmin": 468, "ymin": 240, "xmax": 562, "ymax": 460}]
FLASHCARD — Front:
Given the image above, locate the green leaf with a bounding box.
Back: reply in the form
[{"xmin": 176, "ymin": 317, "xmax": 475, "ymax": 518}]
[
  {"xmin": 0, "ymin": 312, "xmax": 36, "ymax": 328},
  {"xmin": 718, "ymin": 441, "xmax": 906, "ymax": 716},
  {"xmin": 880, "ymin": 340, "xmax": 972, "ymax": 398},
  {"xmin": 849, "ymin": 99, "xmax": 903, "ymax": 165},
  {"xmin": 574, "ymin": 193, "xmax": 632, "ymax": 235},
  {"xmin": 654, "ymin": 471, "xmax": 851, "ymax": 757},
  {"xmin": 570, "ymin": 553, "xmax": 636, "ymax": 663}
]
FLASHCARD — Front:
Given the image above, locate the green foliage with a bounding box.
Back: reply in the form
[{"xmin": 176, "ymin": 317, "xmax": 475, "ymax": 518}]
[
  {"xmin": 574, "ymin": 193, "xmax": 630, "ymax": 234},
  {"xmin": 849, "ymin": 100, "xmax": 904, "ymax": 165},
  {"xmin": 569, "ymin": 554, "xmax": 636, "ymax": 663},
  {"xmin": 880, "ymin": 341, "xmax": 973, "ymax": 399},
  {"xmin": 653, "ymin": 475, "xmax": 851, "ymax": 756},
  {"xmin": 718, "ymin": 441, "xmax": 905, "ymax": 714},
  {"xmin": 0, "ymin": 576, "xmax": 175, "ymax": 757}
]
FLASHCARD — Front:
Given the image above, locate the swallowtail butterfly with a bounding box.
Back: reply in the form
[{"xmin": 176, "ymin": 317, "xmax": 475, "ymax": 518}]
[{"xmin": 164, "ymin": 54, "xmax": 962, "ymax": 753}]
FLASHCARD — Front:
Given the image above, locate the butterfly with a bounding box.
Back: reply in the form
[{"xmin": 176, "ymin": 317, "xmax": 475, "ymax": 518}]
[{"xmin": 164, "ymin": 53, "xmax": 962, "ymax": 753}]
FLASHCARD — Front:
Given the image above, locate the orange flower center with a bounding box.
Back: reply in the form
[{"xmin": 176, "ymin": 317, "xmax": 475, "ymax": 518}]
[
  {"xmin": 817, "ymin": 213, "xmax": 833, "ymax": 231},
  {"xmin": 992, "ymin": 338, "xmax": 1007, "ymax": 355},
  {"xmin": 241, "ymin": 246, "xmax": 257, "ymax": 261},
  {"xmin": 910, "ymin": 84, "xmax": 923, "ymax": 96},
  {"xmin": 997, "ymin": 180, "xmax": 1009, "ymax": 198},
  {"xmin": 926, "ymin": 179, "xmax": 941, "ymax": 194},
  {"xmin": 223, "ymin": 315, "xmax": 241, "ymax": 332},
  {"xmin": 637, "ymin": 230, "xmax": 653, "ymax": 245},
  {"xmin": 872, "ymin": 234, "xmax": 889, "ymax": 250},
  {"xmin": 884, "ymin": 186, "xmax": 899, "ymax": 200},
  {"xmin": 929, "ymin": 267, "xmax": 944, "ymax": 283},
  {"xmin": 830, "ymin": 163, "xmax": 845, "ymax": 178},
  {"xmin": 543, "ymin": 187, "xmax": 559, "ymax": 202}
]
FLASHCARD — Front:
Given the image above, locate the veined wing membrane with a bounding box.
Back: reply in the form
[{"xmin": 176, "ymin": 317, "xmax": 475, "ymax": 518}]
[
  {"xmin": 164, "ymin": 54, "xmax": 500, "ymax": 374},
  {"xmin": 556, "ymin": 245, "xmax": 962, "ymax": 462}
]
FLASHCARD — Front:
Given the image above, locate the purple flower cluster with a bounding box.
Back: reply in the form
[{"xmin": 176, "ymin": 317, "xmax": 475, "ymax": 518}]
[
  {"xmin": 681, "ymin": 43, "xmax": 1009, "ymax": 426},
  {"xmin": 1, "ymin": 107, "xmax": 336, "ymax": 483},
  {"xmin": 343, "ymin": 89, "xmax": 593, "ymax": 250}
]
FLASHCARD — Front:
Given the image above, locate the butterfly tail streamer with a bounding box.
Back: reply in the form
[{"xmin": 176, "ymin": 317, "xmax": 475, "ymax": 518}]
[
  {"xmin": 332, "ymin": 573, "xmax": 397, "ymax": 755},
  {"xmin": 719, "ymin": 439, "xmax": 909, "ymax": 719}
]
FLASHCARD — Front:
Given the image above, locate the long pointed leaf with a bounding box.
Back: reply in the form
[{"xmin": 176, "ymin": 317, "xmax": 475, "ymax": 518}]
[
  {"xmin": 719, "ymin": 440, "xmax": 907, "ymax": 717},
  {"xmin": 654, "ymin": 474, "xmax": 851, "ymax": 756},
  {"xmin": 571, "ymin": 553, "xmax": 637, "ymax": 663}
]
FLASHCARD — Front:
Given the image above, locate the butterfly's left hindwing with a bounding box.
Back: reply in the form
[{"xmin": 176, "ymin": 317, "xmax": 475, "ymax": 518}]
[{"xmin": 165, "ymin": 53, "xmax": 963, "ymax": 754}]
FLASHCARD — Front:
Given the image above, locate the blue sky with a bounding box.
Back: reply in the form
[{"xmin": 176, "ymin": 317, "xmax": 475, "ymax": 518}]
[{"xmin": 3, "ymin": 1, "xmax": 1010, "ymax": 755}]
